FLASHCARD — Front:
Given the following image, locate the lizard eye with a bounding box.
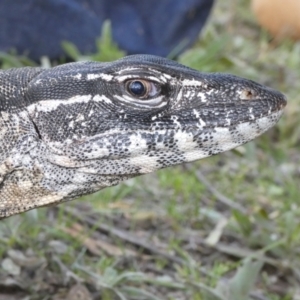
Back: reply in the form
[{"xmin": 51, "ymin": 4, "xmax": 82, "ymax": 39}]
[{"xmin": 126, "ymin": 80, "xmax": 160, "ymax": 99}]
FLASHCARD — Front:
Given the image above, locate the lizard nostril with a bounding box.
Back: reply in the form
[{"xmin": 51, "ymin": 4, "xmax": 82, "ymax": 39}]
[{"xmin": 239, "ymin": 89, "xmax": 257, "ymax": 100}]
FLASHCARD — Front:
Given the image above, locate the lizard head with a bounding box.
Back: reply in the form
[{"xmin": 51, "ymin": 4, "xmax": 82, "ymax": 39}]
[
  {"xmin": 26, "ymin": 54, "xmax": 286, "ymax": 169},
  {"xmin": 0, "ymin": 55, "xmax": 287, "ymax": 217}
]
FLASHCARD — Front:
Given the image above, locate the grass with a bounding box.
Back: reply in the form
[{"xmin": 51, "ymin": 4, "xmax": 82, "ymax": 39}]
[{"xmin": 1, "ymin": 0, "xmax": 300, "ymax": 299}]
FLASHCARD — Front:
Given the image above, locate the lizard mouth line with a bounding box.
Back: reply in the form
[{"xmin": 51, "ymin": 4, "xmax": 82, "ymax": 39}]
[{"xmin": 44, "ymin": 109, "xmax": 284, "ymax": 172}]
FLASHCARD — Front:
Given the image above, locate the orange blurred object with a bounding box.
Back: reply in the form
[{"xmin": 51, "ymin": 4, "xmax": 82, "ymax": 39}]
[{"xmin": 251, "ymin": 0, "xmax": 300, "ymax": 40}]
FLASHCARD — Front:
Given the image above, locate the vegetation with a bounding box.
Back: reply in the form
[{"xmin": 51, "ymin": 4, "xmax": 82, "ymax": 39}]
[{"xmin": 0, "ymin": 0, "xmax": 299, "ymax": 299}]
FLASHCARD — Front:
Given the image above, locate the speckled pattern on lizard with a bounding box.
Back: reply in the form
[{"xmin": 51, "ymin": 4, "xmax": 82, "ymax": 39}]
[{"xmin": 0, "ymin": 55, "xmax": 287, "ymax": 218}]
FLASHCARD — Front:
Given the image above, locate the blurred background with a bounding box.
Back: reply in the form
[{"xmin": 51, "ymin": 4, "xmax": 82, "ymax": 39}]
[{"xmin": 0, "ymin": 0, "xmax": 300, "ymax": 299}]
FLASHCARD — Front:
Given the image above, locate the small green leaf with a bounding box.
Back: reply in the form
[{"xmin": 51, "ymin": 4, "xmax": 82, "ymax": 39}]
[
  {"xmin": 93, "ymin": 20, "xmax": 126, "ymax": 62},
  {"xmin": 61, "ymin": 41, "xmax": 82, "ymax": 60},
  {"xmin": 215, "ymin": 257, "xmax": 263, "ymax": 300},
  {"xmin": 232, "ymin": 210, "xmax": 252, "ymax": 236}
]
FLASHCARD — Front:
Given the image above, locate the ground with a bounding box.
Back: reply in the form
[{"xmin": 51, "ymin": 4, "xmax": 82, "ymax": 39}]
[{"xmin": 1, "ymin": 0, "xmax": 300, "ymax": 299}]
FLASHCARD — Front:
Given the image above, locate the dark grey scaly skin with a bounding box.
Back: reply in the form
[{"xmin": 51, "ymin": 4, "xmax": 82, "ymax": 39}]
[{"xmin": 0, "ymin": 55, "xmax": 287, "ymax": 218}]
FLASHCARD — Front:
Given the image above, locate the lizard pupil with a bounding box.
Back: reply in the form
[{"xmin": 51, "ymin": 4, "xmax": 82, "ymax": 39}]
[{"xmin": 128, "ymin": 81, "xmax": 146, "ymax": 96}]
